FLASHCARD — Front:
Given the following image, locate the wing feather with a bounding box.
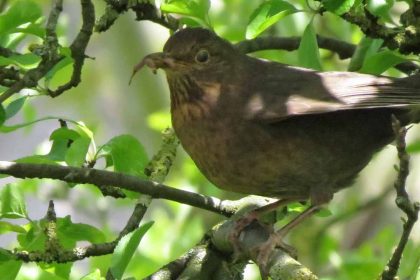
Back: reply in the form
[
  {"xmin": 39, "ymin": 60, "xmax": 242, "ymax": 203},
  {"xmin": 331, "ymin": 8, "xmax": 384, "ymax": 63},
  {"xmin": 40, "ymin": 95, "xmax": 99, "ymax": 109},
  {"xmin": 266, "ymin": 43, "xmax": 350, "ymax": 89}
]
[{"xmin": 244, "ymin": 62, "xmax": 420, "ymax": 122}]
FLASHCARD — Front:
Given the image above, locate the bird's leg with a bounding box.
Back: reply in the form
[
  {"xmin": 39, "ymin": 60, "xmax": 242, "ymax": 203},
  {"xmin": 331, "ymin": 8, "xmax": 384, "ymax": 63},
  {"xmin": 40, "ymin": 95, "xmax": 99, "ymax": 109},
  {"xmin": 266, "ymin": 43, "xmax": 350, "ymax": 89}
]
[
  {"xmin": 255, "ymin": 204, "xmax": 322, "ymax": 278},
  {"xmin": 229, "ymin": 198, "xmax": 296, "ymax": 261}
]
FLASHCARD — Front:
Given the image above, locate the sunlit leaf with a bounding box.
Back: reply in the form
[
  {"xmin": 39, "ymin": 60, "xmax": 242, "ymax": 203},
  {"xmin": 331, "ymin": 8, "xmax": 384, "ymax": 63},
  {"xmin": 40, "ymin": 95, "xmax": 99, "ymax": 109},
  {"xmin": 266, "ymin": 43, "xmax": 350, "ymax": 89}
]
[
  {"xmin": 0, "ymin": 221, "xmax": 26, "ymax": 234},
  {"xmin": 287, "ymin": 202, "xmax": 306, "ymax": 213},
  {"xmin": 0, "ymin": 0, "xmax": 42, "ymax": 35},
  {"xmin": 109, "ymin": 222, "xmax": 154, "ymax": 280},
  {"xmin": 0, "ymin": 184, "xmax": 27, "ymax": 219},
  {"xmin": 367, "ymin": 0, "xmax": 394, "ymax": 22},
  {"xmin": 246, "ymin": 0, "xmax": 298, "ymax": 39},
  {"xmin": 298, "ymin": 20, "xmax": 322, "ymax": 70},
  {"xmin": 161, "ymin": 0, "xmax": 210, "ymax": 26},
  {"xmin": 81, "ymin": 269, "xmax": 104, "ymax": 280},
  {"xmin": 322, "ymin": 0, "xmax": 355, "ymax": 15},
  {"xmin": 0, "ymin": 53, "xmax": 41, "ymax": 69},
  {"xmin": 359, "ymin": 50, "xmax": 409, "ymax": 75},
  {"xmin": 13, "ymin": 22, "xmax": 45, "ymax": 38}
]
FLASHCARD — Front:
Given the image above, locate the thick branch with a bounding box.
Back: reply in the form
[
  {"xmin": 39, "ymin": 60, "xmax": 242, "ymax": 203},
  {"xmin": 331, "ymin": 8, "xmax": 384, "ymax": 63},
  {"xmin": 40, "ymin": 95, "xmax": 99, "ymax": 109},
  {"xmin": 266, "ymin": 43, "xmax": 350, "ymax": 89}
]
[
  {"xmin": 0, "ymin": 161, "xmax": 234, "ymax": 217},
  {"xmin": 211, "ymin": 219, "xmax": 318, "ymax": 280}
]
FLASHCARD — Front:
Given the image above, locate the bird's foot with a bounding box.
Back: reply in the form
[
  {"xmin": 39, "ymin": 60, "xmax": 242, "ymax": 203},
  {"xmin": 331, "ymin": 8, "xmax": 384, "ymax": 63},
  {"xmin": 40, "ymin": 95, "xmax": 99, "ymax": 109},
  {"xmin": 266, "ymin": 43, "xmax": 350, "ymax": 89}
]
[
  {"xmin": 253, "ymin": 229, "xmax": 297, "ymax": 279},
  {"xmin": 228, "ymin": 210, "xmax": 273, "ymax": 261},
  {"xmin": 228, "ymin": 199, "xmax": 293, "ymax": 262}
]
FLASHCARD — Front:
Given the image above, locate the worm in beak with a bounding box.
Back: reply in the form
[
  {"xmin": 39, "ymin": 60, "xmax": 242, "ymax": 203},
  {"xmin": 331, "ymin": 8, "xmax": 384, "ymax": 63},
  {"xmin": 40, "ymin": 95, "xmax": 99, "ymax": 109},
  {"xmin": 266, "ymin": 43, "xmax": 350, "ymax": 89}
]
[{"xmin": 129, "ymin": 52, "xmax": 175, "ymax": 85}]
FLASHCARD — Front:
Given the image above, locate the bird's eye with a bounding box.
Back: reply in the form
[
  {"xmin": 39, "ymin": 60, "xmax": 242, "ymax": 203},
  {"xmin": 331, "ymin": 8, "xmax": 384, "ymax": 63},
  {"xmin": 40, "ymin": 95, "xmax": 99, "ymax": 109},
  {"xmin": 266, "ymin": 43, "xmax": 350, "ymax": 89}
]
[{"xmin": 195, "ymin": 49, "xmax": 210, "ymax": 63}]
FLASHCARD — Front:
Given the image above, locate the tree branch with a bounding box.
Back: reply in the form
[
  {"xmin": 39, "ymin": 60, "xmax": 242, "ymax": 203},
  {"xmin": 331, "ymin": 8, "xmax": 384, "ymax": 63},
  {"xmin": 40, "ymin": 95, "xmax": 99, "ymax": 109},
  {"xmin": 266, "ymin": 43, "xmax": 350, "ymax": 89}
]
[
  {"xmin": 380, "ymin": 116, "xmax": 420, "ymax": 280},
  {"xmin": 96, "ymin": 0, "xmax": 178, "ymax": 33},
  {"xmin": 235, "ymin": 35, "xmax": 419, "ymax": 75},
  {"xmin": 0, "ymin": 161, "xmax": 234, "ymax": 217},
  {"xmin": 48, "ymin": 0, "xmax": 95, "ymax": 97},
  {"xmin": 339, "ymin": 4, "xmax": 420, "ymax": 55}
]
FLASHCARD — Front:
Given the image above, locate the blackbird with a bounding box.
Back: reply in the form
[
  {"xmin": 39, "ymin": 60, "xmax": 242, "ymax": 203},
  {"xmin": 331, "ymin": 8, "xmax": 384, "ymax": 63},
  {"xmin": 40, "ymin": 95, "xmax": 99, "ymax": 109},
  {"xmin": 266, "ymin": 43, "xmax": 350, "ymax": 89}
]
[{"xmin": 132, "ymin": 27, "xmax": 420, "ymax": 266}]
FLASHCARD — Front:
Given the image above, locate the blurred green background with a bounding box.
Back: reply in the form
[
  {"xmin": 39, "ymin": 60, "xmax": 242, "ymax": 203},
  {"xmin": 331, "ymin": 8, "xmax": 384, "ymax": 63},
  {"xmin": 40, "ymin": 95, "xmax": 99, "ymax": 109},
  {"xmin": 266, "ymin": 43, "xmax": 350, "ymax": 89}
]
[{"xmin": 0, "ymin": 0, "xmax": 419, "ymax": 279}]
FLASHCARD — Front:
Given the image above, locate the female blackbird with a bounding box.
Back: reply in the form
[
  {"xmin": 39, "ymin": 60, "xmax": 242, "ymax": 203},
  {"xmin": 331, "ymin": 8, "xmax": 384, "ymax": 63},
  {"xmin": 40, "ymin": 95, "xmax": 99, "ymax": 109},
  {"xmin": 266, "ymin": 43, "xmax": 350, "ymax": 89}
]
[{"xmin": 131, "ymin": 27, "xmax": 420, "ymax": 264}]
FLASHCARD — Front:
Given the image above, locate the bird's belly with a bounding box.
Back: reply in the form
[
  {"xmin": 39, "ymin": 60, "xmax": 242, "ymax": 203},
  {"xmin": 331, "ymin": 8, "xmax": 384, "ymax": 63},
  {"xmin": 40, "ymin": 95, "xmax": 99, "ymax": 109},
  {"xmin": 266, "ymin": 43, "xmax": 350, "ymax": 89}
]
[{"xmin": 173, "ymin": 110, "xmax": 395, "ymax": 199}]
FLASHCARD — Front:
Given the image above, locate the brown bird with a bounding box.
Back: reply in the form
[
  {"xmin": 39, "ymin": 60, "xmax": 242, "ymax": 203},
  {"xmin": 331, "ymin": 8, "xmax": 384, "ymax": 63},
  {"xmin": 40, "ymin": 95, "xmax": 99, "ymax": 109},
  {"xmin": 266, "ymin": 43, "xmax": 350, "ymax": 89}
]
[{"xmin": 132, "ymin": 27, "xmax": 419, "ymax": 268}]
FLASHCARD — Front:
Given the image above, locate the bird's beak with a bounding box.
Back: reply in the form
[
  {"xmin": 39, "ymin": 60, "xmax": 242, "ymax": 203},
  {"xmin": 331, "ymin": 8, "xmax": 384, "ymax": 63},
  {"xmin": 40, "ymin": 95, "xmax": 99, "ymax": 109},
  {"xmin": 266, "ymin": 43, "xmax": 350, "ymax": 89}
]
[{"xmin": 129, "ymin": 52, "xmax": 175, "ymax": 84}]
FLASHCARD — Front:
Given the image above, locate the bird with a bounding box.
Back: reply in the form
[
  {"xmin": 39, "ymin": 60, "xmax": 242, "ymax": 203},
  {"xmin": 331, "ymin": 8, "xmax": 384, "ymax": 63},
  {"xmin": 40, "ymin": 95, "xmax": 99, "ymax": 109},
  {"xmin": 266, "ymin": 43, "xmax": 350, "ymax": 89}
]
[{"xmin": 131, "ymin": 27, "xmax": 420, "ymax": 271}]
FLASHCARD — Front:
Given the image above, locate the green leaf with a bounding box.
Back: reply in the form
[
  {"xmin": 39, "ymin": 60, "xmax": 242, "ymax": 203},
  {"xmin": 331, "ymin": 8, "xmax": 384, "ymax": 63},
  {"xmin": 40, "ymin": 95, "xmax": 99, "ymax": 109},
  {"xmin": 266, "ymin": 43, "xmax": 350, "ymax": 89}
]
[
  {"xmin": 15, "ymin": 155, "xmax": 59, "ymax": 165},
  {"xmin": 100, "ymin": 135, "xmax": 149, "ymax": 177},
  {"xmin": 0, "ymin": 104, "xmax": 5, "ymax": 126},
  {"xmin": 50, "ymin": 127, "xmax": 81, "ymax": 142},
  {"xmin": 316, "ymin": 207, "xmax": 333, "ymax": 217},
  {"xmin": 0, "ymin": 249, "xmax": 14, "ymax": 263},
  {"xmin": 0, "ymin": 184, "xmax": 27, "ymax": 219},
  {"xmin": 0, "ymin": 221, "xmax": 26, "ymax": 234},
  {"xmin": 359, "ymin": 50, "xmax": 409, "ymax": 75},
  {"xmin": 65, "ymin": 136, "xmax": 91, "ymax": 167},
  {"xmin": 48, "ymin": 127, "xmax": 81, "ymax": 161},
  {"xmin": 298, "ymin": 20, "xmax": 322, "ymax": 70},
  {"xmin": 81, "ymin": 269, "xmax": 104, "ymax": 280},
  {"xmin": 407, "ymin": 141, "xmax": 420, "ymax": 154},
  {"xmin": 161, "ymin": 0, "xmax": 210, "ymax": 26},
  {"xmin": 246, "ymin": 0, "xmax": 298, "ymax": 39},
  {"xmin": 13, "ymin": 22, "xmax": 45, "ymax": 38},
  {"xmin": 0, "ymin": 260, "xmax": 22, "ymax": 279},
  {"xmin": 5, "ymin": 96, "xmax": 27, "ymax": 120},
  {"xmin": 348, "ymin": 37, "xmax": 383, "ymax": 71},
  {"xmin": 0, "ymin": 53, "xmax": 41, "ymax": 69},
  {"xmin": 367, "ymin": 0, "xmax": 394, "ymax": 22},
  {"xmin": 0, "ymin": 116, "xmax": 58, "ymax": 133},
  {"xmin": 57, "ymin": 217, "xmax": 106, "ymax": 245},
  {"xmin": 17, "ymin": 221, "xmax": 45, "ymax": 251},
  {"xmin": 287, "ymin": 202, "xmax": 306, "ymax": 213},
  {"xmin": 322, "ymin": 0, "xmax": 355, "ymax": 15},
  {"xmin": 109, "ymin": 222, "xmax": 154, "ymax": 280},
  {"xmin": 0, "ymin": 0, "xmax": 42, "ymax": 35},
  {"xmin": 45, "ymin": 51, "xmax": 73, "ymax": 85}
]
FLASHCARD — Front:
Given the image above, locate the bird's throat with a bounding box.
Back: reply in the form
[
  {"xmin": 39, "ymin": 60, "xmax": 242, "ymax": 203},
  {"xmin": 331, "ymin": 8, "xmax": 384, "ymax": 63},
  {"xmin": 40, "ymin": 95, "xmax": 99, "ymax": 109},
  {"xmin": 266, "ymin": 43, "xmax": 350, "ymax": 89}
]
[{"xmin": 168, "ymin": 75, "xmax": 221, "ymax": 124}]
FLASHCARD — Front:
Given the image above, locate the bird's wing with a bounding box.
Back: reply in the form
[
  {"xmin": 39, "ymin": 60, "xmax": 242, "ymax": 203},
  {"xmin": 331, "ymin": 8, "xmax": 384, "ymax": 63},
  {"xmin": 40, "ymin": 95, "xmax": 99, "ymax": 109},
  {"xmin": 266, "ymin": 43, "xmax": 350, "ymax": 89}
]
[{"xmin": 244, "ymin": 64, "xmax": 420, "ymax": 122}]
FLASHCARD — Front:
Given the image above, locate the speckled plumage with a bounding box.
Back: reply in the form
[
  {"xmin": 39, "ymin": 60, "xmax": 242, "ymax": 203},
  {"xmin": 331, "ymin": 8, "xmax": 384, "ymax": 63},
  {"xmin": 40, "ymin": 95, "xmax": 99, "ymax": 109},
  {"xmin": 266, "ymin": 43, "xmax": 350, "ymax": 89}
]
[{"xmin": 136, "ymin": 28, "xmax": 420, "ymax": 206}]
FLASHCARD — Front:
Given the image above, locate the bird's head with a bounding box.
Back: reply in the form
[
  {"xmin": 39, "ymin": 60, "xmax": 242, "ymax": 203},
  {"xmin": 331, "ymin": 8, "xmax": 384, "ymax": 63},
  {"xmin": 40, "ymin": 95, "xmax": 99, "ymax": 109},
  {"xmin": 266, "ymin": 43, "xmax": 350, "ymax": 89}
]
[{"xmin": 130, "ymin": 28, "xmax": 237, "ymax": 83}]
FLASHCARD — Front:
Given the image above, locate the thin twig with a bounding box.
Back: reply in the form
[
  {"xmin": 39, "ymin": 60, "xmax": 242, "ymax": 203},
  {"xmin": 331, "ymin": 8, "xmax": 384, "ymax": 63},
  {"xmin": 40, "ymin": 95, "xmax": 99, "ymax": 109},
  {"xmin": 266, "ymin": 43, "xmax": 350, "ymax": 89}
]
[
  {"xmin": 380, "ymin": 116, "xmax": 420, "ymax": 280},
  {"xmin": 49, "ymin": 0, "xmax": 95, "ymax": 97},
  {"xmin": 0, "ymin": 0, "xmax": 64, "ymax": 104}
]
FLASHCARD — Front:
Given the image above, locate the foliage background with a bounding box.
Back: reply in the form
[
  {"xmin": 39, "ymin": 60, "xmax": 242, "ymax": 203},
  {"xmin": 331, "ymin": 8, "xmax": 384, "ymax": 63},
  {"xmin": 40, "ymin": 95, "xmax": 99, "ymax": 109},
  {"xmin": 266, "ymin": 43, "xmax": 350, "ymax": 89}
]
[{"xmin": 0, "ymin": 0, "xmax": 419, "ymax": 279}]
